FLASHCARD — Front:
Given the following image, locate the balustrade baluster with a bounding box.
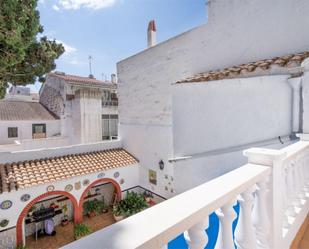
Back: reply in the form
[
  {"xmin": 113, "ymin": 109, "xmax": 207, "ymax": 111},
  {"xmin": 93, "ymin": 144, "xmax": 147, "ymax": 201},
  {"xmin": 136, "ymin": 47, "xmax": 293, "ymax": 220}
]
[
  {"xmin": 281, "ymin": 164, "xmax": 290, "ymax": 229},
  {"xmin": 184, "ymin": 218, "xmax": 209, "ymax": 249},
  {"xmin": 235, "ymin": 186, "xmax": 257, "ymax": 249},
  {"xmin": 215, "ymin": 200, "xmax": 237, "ymax": 249},
  {"xmin": 286, "ymin": 162, "xmax": 296, "ymax": 217},
  {"xmin": 252, "ymin": 179, "xmax": 271, "ymax": 249},
  {"xmin": 291, "ymin": 160, "xmax": 302, "ymax": 208}
]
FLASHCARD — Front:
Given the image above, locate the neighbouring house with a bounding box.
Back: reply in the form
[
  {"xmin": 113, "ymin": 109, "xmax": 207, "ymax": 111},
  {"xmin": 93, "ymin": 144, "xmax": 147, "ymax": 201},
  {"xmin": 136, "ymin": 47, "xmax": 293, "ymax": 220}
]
[
  {"xmin": 40, "ymin": 72, "xmax": 118, "ymax": 144},
  {"xmin": 5, "ymin": 86, "xmax": 39, "ymax": 102},
  {"xmin": 0, "ymin": 100, "xmax": 61, "ymax": 147},
  {"xmin": 0, "ymin": 73, "xmax": 119, "ymax": 151}
]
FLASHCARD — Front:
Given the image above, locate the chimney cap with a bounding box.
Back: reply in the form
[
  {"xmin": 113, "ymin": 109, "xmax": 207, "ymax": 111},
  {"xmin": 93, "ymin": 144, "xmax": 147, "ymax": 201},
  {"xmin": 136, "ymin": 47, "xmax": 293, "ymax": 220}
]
[{"xmin": 148, "ymin": 20, "xmax": 156, "ymax": 32}]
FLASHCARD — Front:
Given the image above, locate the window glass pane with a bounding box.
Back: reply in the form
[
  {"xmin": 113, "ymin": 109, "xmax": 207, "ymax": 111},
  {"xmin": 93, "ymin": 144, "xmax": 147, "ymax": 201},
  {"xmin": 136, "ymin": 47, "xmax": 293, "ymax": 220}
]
[{"xmin": 8, "ymin": 127, "xmax": 18, "ymax": 138}]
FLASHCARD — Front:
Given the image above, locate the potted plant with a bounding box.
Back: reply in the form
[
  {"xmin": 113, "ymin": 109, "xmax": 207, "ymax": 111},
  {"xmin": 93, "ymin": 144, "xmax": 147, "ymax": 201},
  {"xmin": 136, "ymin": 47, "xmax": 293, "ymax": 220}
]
[
  {"xmin": 112, "ymin": 204, "xmax": 125, "ymax": 221},
  {"xmin": 83, "ymin": 200, "xmax": 97, "ymax": 217},
  {"xmin": 112, "ymin": 191, "xmax": 148, "ymax": 221},
  {"xmin": 83, "ymin": 198, "xmax": 106, "ymax": 217},
  {"xmin": 61, "ymin": 204, "xmax": 69, "ymax": 226},
  {"xmin": 74, "ymin": 223, "xmax": 91, "ymax": 240},
  {"xmin": 50, "ymin": 202, "xmax": 59, "ymax": 209},
  {"xmin": 143, "ymin": 191, "xmax": 153, "ymax": 202},
  {"xmin": 28, "ymin": 206, "xmax": 36, "ymax": 217}
]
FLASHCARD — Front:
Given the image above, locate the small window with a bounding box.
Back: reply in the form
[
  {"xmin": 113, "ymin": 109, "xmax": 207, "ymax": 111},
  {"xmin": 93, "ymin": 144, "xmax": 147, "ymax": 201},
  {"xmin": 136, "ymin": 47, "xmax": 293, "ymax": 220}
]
[
  {"xmin": 32, "ymin": 124, "xmax": 46, "ymax": 139},
  {"xmin": 8, "ymin": 127, "xmax": 18, "ymax": 138}
]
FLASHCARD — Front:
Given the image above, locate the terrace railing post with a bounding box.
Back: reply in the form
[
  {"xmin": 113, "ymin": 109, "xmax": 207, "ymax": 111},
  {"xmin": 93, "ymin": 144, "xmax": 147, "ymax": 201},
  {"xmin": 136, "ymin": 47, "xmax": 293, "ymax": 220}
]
[
  {"xmin": 235, "ymin": 186, "xmax": 257, "ymax": 249},
  {"xmin": 215, "ymin": 199, "xmax": 237, "ymax": 249},
  {"xmin": 184, "ymin": 218, "xmax": 209, "ymax": 249},
  {"xmin": 244, "ymin": 148, "xmax": 287, "ymax": 249}
]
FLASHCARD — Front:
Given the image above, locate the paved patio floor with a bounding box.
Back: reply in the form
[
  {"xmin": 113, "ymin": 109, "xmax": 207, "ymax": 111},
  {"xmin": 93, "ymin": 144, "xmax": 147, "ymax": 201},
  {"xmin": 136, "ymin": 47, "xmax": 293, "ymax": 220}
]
[{"xmin": 26, "ymin": 209, "xmax": 116, "ymax": 249}]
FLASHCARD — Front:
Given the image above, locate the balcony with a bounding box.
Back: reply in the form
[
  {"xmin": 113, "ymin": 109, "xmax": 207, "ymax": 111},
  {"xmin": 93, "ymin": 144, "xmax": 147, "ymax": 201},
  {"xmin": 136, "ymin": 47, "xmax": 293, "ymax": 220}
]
[
  {"xmin": 102, "ymin": 100, "xmax": 118, "ymax": 107},
  {"xmin": 61, "ymin": 135, "xmax": 309, "ymax": 249}
]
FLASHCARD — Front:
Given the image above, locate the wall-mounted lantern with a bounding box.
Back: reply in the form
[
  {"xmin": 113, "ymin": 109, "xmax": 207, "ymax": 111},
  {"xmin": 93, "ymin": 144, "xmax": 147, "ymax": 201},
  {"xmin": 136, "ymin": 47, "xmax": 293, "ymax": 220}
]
[{"xmin": 159, "ymin": 160, "xmax": 164, "ymax": 170}]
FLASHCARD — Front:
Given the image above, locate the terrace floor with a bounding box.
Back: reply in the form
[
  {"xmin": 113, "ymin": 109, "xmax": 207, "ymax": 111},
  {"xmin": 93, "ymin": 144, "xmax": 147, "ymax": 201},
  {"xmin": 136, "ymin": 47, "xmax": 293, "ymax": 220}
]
[
  {"xmin": 292, "ymin": 214, "xmax": 309, "ymax": 249},
  {"xmin": 299, "ymin": 224, "xmax": 309, "ymax": 249},
  {"xmin": 26, "ymin": 209, "xmax": 116, "ymax": 249}
]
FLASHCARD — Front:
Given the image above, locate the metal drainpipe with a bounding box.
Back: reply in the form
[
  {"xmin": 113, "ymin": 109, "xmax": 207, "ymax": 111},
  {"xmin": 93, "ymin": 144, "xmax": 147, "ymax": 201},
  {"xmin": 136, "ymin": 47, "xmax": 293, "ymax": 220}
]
[{"xmin": 287, "ymin": 76, "xmax": 302, "ymax": 133}]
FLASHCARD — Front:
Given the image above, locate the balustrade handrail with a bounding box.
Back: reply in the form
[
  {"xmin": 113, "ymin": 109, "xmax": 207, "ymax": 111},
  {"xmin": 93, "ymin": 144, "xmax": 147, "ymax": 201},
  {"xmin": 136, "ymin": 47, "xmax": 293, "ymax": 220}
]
[{"xmin": 61, "ymin": 163, "xmax": 270, "ymax": 249}]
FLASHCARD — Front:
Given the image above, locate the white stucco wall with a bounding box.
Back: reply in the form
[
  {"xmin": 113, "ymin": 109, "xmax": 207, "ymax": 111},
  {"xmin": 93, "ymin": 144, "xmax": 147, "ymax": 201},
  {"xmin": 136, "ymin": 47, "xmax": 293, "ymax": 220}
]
[
  {"xmin": 0, "ymin": 120, "xmax": 61, "ymax": 145},
  {"xmin": 172, "ymin": 75, "xmax": 292, "ymax": 156},
  {"xmin": 118, "ymin": 0, "xmax": 309, "ymax": 198},
  {"xmin": 120, "ymin": 124, "xmax": 175, "ymax": 199}
]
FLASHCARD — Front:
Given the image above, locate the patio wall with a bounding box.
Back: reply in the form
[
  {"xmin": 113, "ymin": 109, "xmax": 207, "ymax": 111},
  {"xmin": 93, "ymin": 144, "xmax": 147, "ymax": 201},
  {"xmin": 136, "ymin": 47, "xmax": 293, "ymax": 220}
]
[{"xmin": 0, "ymin": 227, "xmax": 15, "ymax": 249}]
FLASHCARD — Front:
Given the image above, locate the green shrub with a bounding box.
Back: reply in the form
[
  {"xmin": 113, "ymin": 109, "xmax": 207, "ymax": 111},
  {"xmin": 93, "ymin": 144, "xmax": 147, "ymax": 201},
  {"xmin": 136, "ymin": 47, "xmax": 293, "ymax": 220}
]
[
  {"xmin": 83, "ymin": 198, "xmax": 107, "ymax": 215},
  {"xmin": 112, "ymin": 191, "xmax": 148, "ymax": 217},
  {"xmin": 74, "ymin": 223, "xmax": 91, "ymax": 239}
]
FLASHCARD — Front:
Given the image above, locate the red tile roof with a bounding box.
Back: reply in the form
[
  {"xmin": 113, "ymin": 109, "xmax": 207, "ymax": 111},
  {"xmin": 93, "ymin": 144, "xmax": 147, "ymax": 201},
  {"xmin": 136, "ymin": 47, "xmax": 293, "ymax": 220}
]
[
  {"xmin": 48, "ymin": 72, "xmax": 116, "ymax": 88},
  {"xmin": 177, "ymin": 51, "xmax": 309, "ymax": 83},
  {"xmin": 0, "ymin": 101, "xmax": 59, "ymax": 121},
  {"xmin": 0, "ymin": 148, "xmax": 138, "ymax": 194}
]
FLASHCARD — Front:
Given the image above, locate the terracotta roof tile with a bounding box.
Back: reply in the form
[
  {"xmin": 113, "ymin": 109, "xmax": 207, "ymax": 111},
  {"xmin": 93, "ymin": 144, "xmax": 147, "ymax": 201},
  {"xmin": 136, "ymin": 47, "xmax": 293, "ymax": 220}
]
[
  {"xmin": 0, "ymin": 101, "xmax": 59, "ymax": 121},
  {"xmin": 0, "ymin": 148, "xmax": 138, "ymax": 194},
  {"xmin": 177, "ymin": 51, "xmax": 309, "ymax": 83},
  {"xmin": 48, "ymin": 72, "xmax": 116, "ymax": 89}
]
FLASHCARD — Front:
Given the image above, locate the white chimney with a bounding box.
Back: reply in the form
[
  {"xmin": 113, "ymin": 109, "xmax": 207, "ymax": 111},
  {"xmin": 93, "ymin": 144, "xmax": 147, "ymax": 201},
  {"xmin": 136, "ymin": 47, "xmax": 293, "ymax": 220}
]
[
  {"xmin": 111, "ymin": 74, "xmax": 117, "ymax": 84},
  {"xmin": 147, "ymin": 20, "xmax": 156, "ymax": 48}
]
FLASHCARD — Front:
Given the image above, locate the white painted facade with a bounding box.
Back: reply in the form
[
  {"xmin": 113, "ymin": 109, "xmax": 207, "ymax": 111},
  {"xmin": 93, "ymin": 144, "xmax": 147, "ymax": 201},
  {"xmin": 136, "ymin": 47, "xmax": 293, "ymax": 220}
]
[
  {"xmin": 117, "ymin": 0, "xmax": 309, "ymax": 198},
  {"xmin": 0, "ymin": 140, "xmax": 139, "ymax": 248},
  {"xmin": 0, "ymin": 119, "xmax": 61, "ymax": 145}
]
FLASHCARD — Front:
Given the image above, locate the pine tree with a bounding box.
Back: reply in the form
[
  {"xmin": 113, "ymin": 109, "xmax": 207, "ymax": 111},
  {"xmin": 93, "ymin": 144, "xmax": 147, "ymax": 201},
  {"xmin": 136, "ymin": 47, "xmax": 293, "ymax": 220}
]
[{"xmin": 0, "ymin": 0, "xmax": 64, "ymax": 98}]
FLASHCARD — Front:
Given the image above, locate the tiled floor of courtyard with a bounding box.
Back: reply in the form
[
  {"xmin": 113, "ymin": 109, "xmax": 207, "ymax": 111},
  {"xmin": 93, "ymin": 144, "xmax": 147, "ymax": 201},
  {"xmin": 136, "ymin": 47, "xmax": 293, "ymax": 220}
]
[{"xmin": 26, "ymin": 210, "xmax": 116, "ymax": 249}]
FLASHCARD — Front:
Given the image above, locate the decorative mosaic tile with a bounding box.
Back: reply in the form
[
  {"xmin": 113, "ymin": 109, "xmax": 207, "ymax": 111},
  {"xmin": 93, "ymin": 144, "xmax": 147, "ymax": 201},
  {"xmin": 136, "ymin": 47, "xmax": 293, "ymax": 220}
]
[
  {"xmin": 119, "ymin": 178, "xmax": 125, "ymax": 184},
  {"xmin": 97, "ymin": 172, "xmax": 105, "ymax": 178},
  {"xmin": 65, "ymin": 184, "xmax": 73, "ymax": 192},
  {"xmin": 82, "ymin": 179, "xmax": 90, "ymax": 186},
  {"xmin": 0, "ymin": 200, "xmax": 12, "ymax": 210},
  {"xmin": 74, "ymin": 181, "xmax": 81, "ymax": 190},
  {"xmin": 114, "ymin": 172, "xmax": 120, "ymax": 178},
  {"xmin": 46, "ymin": 185, "xmax": 55, "ymax": 192},
  {"xmin": 20, "ymin": 194, "xmax": 31, "ymax": 202},
  {"xmin": 0, "ymin": 219, "xmax": 9, "ymax": 228}
]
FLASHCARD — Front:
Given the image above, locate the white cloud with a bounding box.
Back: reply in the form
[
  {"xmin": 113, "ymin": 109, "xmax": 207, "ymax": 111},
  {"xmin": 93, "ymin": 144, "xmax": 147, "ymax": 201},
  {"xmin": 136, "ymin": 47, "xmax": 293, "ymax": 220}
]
[
  {"xmin": 56, "ymin": 40, "xmax": 77, "ymax": 55},
  {"xmin": 52, "ymin": 5, "xmax": 60, "ymax": 11},
  {"xmin": 56, "ymin": 0, "xmax": 117, "ymax": 10}
]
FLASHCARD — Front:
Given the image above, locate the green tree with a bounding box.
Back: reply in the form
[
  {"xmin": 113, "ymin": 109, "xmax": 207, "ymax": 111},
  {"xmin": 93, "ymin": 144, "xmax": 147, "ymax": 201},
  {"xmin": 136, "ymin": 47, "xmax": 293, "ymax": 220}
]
[{"xmin": 0, "ymin": 0, "xmax": 64, "ymax": 98}]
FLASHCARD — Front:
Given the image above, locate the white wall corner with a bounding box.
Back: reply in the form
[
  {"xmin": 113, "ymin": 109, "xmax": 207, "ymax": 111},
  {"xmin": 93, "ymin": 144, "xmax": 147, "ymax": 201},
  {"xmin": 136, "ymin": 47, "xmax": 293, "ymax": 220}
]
[
  {"xmin": 243, "ymin": 147, "xmax": 287, "ymax": 166},
  {"xmin": 296, "ymin": 133, "xmax": 309, "ymax": 141}
]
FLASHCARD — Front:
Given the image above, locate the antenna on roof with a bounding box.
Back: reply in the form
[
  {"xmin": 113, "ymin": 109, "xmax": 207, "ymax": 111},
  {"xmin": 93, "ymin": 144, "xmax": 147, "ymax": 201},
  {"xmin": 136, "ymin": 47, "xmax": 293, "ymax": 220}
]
[
  {"xmin": 101, "ymin": 73, "xmax": 104, "ymax": 81},
  {"xmin": 88, "ymin": 55, "xmax": 94, "ymax": 78}
]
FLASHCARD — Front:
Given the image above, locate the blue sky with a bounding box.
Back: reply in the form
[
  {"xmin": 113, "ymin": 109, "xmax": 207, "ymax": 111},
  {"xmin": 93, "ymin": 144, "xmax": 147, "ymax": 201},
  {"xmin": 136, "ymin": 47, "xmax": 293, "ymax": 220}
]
[{"xmin": 30, "ymin": 0, "xmax": 207, "ymax": 92}]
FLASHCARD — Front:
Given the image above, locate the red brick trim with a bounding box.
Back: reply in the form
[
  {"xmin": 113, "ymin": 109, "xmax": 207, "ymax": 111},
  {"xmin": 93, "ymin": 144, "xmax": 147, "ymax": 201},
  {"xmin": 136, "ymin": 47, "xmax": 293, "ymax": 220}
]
[
  {"xmin": 78, "ymin": 178, "xmax": 121, "ymax": 222},
  {"xmin": 16, "ymin": 190, "xmax": 79, "ymax": 246}
]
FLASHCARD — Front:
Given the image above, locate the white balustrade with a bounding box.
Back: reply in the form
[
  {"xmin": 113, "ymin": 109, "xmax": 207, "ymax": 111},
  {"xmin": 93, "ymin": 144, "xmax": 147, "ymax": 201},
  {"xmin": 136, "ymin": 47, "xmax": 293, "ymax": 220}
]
[
  {"xmin": 215, "ymin": 200, "xmax": 237, "ymax": 249},
  {"xmin": 252, "ymin": 179, "xmax": 271, "ymax": 249},
  {"xmin": 235, "ymin": 187, "xmax": 257, "ymax": 249},
  {"xmin": 61, "ymin": 138, "xmax": 309, "ymax": 249},
  {"xmin": 184, "ymin": 218, "xmax": 209, "ymax": 249}
]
